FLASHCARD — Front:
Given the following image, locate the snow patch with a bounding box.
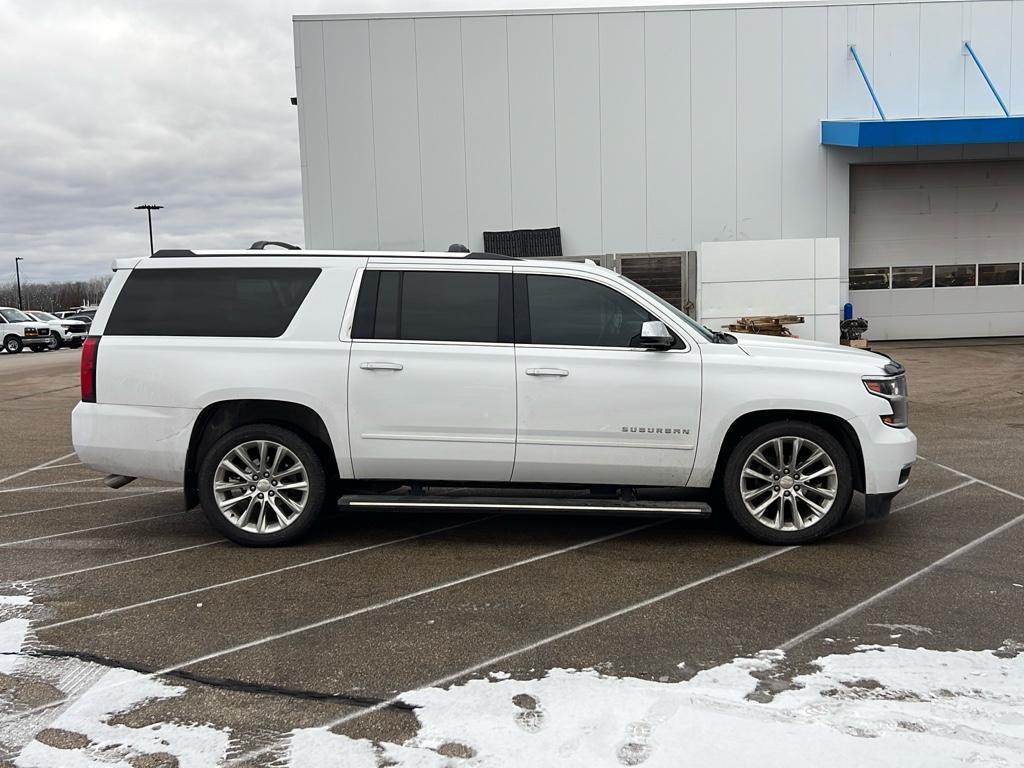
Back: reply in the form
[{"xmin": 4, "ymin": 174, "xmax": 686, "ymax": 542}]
[
  {"xmin": 0, "ymin": 618, "xmax": 31, "ymax": 673},
  {"xmin": 0, "ymin": 594, "xmax": 33, "ymax": 606},
  {"xmin": 286, "ymin": 645, "xmax": 1024, "ymax": 767}
]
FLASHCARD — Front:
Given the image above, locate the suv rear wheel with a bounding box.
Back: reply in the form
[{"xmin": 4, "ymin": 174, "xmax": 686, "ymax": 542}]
[
  {"xmin": 722, "ymin": 421, "xmax": 853, "ymax": 544},
  {"xmin": 197, "ymin": 424, "xmax": 327, "ymax": 546}
]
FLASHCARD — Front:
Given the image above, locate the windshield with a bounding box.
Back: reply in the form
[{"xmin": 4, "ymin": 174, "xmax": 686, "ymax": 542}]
[
  {"xmin": 617, "ymin": 274, "xmax": 714, "ymax": 341},
  {"xmin": 0, "ymin": 308, "xmax": 32, "ymax": 323},
  {"xmin": 30, "ymin": 311, "xmax": 58, "ymax": 322}
]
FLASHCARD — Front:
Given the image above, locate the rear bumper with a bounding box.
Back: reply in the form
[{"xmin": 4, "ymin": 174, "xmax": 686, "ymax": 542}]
[
  {"xmin": 72, "ymin": 401, "xmax": 199, "ymax": 483},
  {"xmin": 848, "ymin": 414, "xmax": 917, "ymax": 495}
]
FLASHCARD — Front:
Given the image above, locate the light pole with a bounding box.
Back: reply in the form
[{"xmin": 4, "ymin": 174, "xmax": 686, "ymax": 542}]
[
  {"xmin": 134, "ymin": 204, "xmax": 163, "ymax": 256},
  {"xmin": 14, "ymin": 257, "xmax": 24, "ymax": 309}
]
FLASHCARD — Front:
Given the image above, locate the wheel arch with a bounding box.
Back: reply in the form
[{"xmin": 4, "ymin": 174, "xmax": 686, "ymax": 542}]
[
  {"xmin": 184, "ymin": 399, "xmax": 339, "ymax": 509},
  {"xmin": 712, "ymin": 409, "xmax": 865, "ymax": 494}
]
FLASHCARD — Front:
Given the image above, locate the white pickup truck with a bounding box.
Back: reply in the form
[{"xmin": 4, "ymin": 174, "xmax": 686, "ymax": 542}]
[
  {"xmin": 72, "ymin": 248, "xmax": 916, "ymax": 547},
  {"xmin": 1, "ymin": 307, "xmax": 54, "ymax": 354}
]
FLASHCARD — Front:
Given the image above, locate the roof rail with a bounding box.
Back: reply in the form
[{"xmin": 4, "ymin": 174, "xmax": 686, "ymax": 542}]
[
  {"xmin": 464, "ymin": 252, "xmax": 519, "ymax": 260},
  {"xmin": 250, "ymin": 240, "xmax": 301, "ymax": 250}
]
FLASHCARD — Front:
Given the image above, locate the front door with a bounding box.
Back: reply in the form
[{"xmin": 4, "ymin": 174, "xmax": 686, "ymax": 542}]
[
  {"xmin": 347, "ymin": 266, "xmax": 516, "ymax": 482},
  {"xmin": 511, "ymin": 270, "xmax": 702, "ymax": 487}
]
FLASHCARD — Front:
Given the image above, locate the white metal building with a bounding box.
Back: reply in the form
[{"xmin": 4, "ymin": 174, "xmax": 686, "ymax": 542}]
[{"xmin": 293, "ymin": 0, "xmax": 1024, "ymax": 340}]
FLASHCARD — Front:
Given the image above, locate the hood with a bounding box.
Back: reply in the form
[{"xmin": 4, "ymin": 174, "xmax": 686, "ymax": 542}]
[{"xmin": 731, "ymin": 332, "xmax": 891, "ymax": 372}]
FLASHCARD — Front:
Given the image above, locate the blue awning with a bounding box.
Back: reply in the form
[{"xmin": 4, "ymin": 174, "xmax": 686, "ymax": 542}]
[{"xmin": 821, "ymin": 116, "xmax": 1024, "ymax": 148}]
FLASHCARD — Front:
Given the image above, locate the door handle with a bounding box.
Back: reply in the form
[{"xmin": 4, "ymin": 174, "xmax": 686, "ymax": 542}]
[
  {"xmin": 525, "ymin": 368, "xmax": 569, "ymax": 377},
  {"xmin": 360, "ymin": 362, "xmax": 404, "ymax": 371}
]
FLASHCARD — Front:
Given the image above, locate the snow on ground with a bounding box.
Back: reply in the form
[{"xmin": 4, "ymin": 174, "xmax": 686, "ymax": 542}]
[
  {"xmin": 289, "ymin": 645, "xmax": 1024, "ymax": 768},
  {"xmin": 0, "ymin": 594, "xmax": 229, "ymax": 768},
  {"xmin": 4, "ymin": 587, "xmax": 1024, "ymax": 767}
]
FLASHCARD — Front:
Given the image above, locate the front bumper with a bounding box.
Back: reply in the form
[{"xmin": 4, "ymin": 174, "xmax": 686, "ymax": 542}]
[
  {"xmin": 848, "ymin": 414, "xmax": 917, "ymax": 495},
  {"xmin": 22, "ymin": 335, "xmax": 51, "ymax": 348}
]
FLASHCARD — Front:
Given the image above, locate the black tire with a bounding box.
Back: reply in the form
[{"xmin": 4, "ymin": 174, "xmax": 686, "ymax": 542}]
[
  {"xmin": 30, "ymin": 345, "xmax": 48, "ymax": 352},
  {"xmin": 197, "ymin": 423, "xmax": 328, "ymax": 547},
  {"xmin": 3, "ymin": 335, "xmax": 22, "ymax": 354},
  {"xmin": 722, "ymin": 420, "xmax": 853, "ymax": 545},
  {"xmin": 47, "ymin": 335, "xmax": 62, "ymax": 350}
]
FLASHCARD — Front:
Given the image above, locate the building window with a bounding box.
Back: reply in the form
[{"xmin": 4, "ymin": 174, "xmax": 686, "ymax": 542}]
[
  {"xmin": 891, "ymin": 266, "xmax": 933, "ymax": 289},
  {"xmin": 849, "ymin": 267, "xmax": 890, "ymax": 290},
  {"xmin": 978, "ymin": 262, "xmax": 1021, "ymax": 286},
  {"xmin": 934, "ymin": 265, "xmax": 976, "ymax": 287}
]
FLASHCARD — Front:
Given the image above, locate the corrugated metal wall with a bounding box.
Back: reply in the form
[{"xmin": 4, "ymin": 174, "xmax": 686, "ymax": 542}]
[{"xmin": 294, "ymin": 1, "xmax": 1024, "ymax": 302}]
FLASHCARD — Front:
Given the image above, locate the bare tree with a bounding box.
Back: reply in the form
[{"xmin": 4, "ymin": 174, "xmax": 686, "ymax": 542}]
[{"xmin": 0, "ymin": 276, "xmax": 112, "ymax": 312}]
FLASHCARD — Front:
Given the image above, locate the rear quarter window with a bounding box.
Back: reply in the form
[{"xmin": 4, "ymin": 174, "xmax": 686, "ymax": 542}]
[{"xmin": 104, "ymin": 267, "xmax": 321, "ymax": 337}]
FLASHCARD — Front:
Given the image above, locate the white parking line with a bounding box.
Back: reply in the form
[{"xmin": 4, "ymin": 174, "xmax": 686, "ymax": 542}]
[
  {"xmin": 0, "ymin": 477, "xmax": 103, "ymax": 494},
  {"xmin": 918, "ymin": 455, "xmax": 1024, "ymax": 503},
  {"xmin": 0, "ymin": 489, "xmax": 176, "ymax": 520},
  {"xmin": 29, "ymin": 462, "xmax": 83, "ymax": 471},
  {"xmin": 19, "ymin": 540, "xmax": 225, "ymax": 585},
  {"xmin": 0, "ymin": 452, "xmax": 76, "ymax": 485},
  {"xmin": 5, "ymin": 519, "xmax": 668, "ymax": 725},
  {"xmin": 0, "ymin": 511, "xmax": 185, "ymax": 549},
  {"xmin": 37, "ymin": 516, "xmax": 499, "ymax": 630},
  {"xmin": 780, "ymin": 503, "xmax": 1024, "ymax": 651},
  {"xmin": 228, "ymin": 545, "xmax": 795, "ymax": 766}
]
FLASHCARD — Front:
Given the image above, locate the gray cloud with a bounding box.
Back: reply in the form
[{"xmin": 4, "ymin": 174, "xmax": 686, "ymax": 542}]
[
  {"xmin": 0, "ymin": 0, "xmax": 333, "ymax": 282},
  {"xmin": 0, "ymin": 0, "xmax": 750, "ymax": 283}
]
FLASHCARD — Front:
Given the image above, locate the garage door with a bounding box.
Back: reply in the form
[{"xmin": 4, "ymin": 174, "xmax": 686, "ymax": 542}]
[{"xmin": 849, "ymin": 161, "xmax": 1024, "ymax": 340}]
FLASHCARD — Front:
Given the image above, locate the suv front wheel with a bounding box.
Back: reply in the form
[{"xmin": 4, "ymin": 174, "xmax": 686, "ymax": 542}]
[
  {"xmin": 197, "ymin": 424, "xmax": 327, "ymax": 546},
  {"xmin": 722, "ymin": 421, "xmax": 853, "ymax": 545}
]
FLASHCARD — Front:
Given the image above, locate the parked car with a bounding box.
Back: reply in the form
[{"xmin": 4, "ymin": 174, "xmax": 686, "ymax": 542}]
[
  {"xmin": 0, "ymin": 307, "xmax": 53, "ymax": 353},
  {"xmin": 24, "ymin": 310, "xmax": 88, "ymax": 349},
  {"xmin": 72, "ymin": 249, "xmax": 916, "ymax": 547}
]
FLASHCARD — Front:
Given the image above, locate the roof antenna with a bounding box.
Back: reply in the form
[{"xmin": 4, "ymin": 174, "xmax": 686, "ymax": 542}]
[{"xmin": 447, "ymin": 243, "xmax": 470, "ymax": 253}]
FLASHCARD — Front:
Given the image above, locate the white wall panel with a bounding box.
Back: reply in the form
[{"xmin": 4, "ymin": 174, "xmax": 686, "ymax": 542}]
[
  {"xmin": 874, "ymin": 3, "xmax": 920, "ymax": 118},
  {"xmin": 645, "ymin": 11, "xmax": 691, "ymax": 252},
  {"xmin": 508, "ymin": 15, "xmax": 557, "ymax": 230},
  {"xmin": 600, "ymin": 12, "xmax": 647, "ymax": 252},
  {"xmin": 828, "ymin": 4, "xmax": 876, "ymax": 118},
  {"xmin": 462, "ymin": 16, "xmax": 513, "ymax": 251},
  {"xmin": 553, "ymin": 14, "xmax": 602, "ymax": 255},
  {"xmin": 782, "ymin": 7, "xmax": 828, "ymax": 239},
  {"xmin": 737, "ymin": 9, "xmax": 782, "ymax": 241},
  {"xmin": 416, "ymin": 18, "xmax": 469, "ymax": 251},
  {"xmin": 919, "ymin": 2, "xmax": 966, "ymax": 116},
  {"xmin": 691, "ymin": 10, "xmax": 737, "ymax": 246},
  {"xmin": 965, "ymin": 1, "xmax": 1012, "ymax": 116},
  {"xmin": 321, "ymin": 21, "xmax": 378, "ymax": 250},
  {"xmin": 369, "ymin": 20, "xmax": 422, "ymax": 251},
  {"xmin": 1012, "ymin": 0, "xmax": 1024, "ymax": 113},
  {"xmin": 300, "ymin": 23, "xmax": 338, "ymax": 248}
]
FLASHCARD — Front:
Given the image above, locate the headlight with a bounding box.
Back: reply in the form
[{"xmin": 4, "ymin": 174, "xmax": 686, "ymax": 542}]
[{"xmin": 863, "ymin": 374, "xmax": 909, "ymax": 428}]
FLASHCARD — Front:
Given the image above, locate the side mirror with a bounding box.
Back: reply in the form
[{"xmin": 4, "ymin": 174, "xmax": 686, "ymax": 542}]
[{"xmin": 638, "ymin": 320, "xmax": 674, "ymax": 350}]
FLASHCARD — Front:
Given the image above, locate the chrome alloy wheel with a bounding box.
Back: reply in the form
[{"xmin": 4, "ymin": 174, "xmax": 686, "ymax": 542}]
[
  {"xmin": 739, "ymin": 436, "xmax": 838, "ymax": 531},
  {"xmin": 213, "ymin": 440, "xmax": 309, "ymax": 534}
]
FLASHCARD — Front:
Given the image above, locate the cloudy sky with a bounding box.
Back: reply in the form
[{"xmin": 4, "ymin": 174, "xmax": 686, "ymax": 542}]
[{"xmin": 0, "ymin": 0, "xmax": 746, "ymax": 283}]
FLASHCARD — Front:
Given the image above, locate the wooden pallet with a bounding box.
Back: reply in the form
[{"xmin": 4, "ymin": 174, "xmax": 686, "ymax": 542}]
[{"xmin": 725, "ymin": 315, "xmax": 804, "ymax": 336}]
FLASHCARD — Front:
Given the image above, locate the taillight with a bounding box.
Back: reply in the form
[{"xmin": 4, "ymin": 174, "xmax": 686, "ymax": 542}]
[{"xmin": 81, "ymin": 336, "xmax": 100, "ymax": 403}]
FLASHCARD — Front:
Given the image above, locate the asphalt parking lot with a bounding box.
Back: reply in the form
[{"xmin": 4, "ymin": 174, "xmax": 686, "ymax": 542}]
[{"xmin": 1, "ymin": 340, "xmax": 1023, "ymax": 766}]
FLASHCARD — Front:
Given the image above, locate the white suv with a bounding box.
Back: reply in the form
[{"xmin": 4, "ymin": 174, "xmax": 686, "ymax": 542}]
[{"xmin": 72, "ymin": 249, "xmax": 916, "ymax": 547}]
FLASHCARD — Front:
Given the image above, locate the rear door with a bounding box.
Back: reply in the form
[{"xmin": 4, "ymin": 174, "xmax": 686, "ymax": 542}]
[
  {"xmin": 347, "ymin": 264, "xmax": 517, "ymax": 482},
  {"xmin": 511, "ymin": 268, "xmax": 702, "ymax": 487}
]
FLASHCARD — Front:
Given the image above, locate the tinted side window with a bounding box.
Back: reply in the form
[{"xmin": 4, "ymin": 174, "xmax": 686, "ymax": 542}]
[
  {"xmin": 354, "ymin": 271, "xmax": 504, "ymax": 343},
  {"xmin": 105, "ymin": 268, "xmax": 320, "ymax": 337},
  {"xmin": 526, "ymin": 275, "xmax": 653, "ymax": 347}
]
